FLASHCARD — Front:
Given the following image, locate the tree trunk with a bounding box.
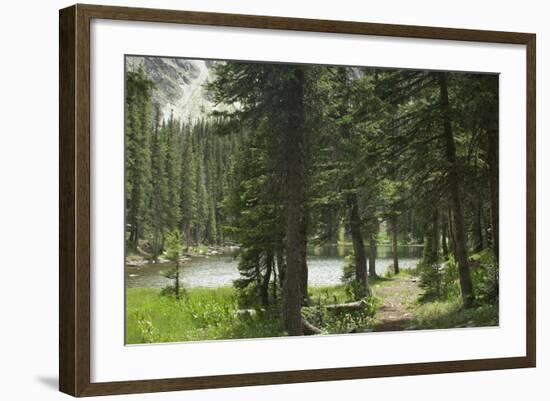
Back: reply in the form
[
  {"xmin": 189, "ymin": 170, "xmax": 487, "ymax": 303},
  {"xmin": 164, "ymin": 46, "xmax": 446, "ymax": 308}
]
[
  {"xmin": 486, "ymin": 92, "xmax": 499, "ymax": 261},
  {"xmin": 260, "ymin": 252, "xmax": 273, "ymax": 307},
  {"xmin": 391, "ymin": 215, "xmax": 399, "ymax": 274},
  {"xmin": 348, "ymin": 193, "xmax": 368, "ymax": 288},
  {"xmin": 151, "ymin": 228, "xmax": 162, "ymax": 263},
  {"xmin": 438, "ymin": 73, "xmax": 475, "ymax": 308},
  {"xmin": 194, "ymin": 227, "xmax": 201, "ymax": 246},
  {"xmin": 284, "ymin": 180, "xmax": 304, "ymax": 334},
  {"xmin": 431, "ymin": 208, "xmax": 440, "ymax": 257},
  {"xmin": 441, "ymin": 218, "xmax": 449, "ymax": 258},
  {"xmin": 424, "ymin": 209, "xmax": 439, "ymax": 263},
  {"xmin": 276, "ymin": 247, "xmax": 285, "ymax": 288},
  {"xmin": 282, "ymin": 67, "xmax": 306, "ymax": 336},
  {"xmin": 254, "ymin": 255, "xmax": 262, "ymax": 297},
  {"xmin": 272, "ymin": 252, "xmax": 278, "ymax": 303},
  {"xmin": 447, "ymin": 208, "xmax": 457, "ymax": 257},
  {"xmin": 473, "ymin": 202, "xmax": 484, "ymax": 253},
  {"xmin": 481, "ymin": 207, "xmax": 491, "ymax": 250},
  {"xmin": 368, "ymin": 233, "xmax": 377, "ymax": 278},
  {"xmin": 129, "ymin": 221, "xmax": 138, "ymax": 252},
  {"xmin": 300, "ymin": 217, "xmax": 309, "ymax": 305}
]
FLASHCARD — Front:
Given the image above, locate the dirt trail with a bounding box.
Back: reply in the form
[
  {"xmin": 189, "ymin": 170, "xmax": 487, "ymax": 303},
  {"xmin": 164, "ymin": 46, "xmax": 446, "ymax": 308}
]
[{"xmin": 371, "ymin": 275, "xmax": 421, "ymax": 332}]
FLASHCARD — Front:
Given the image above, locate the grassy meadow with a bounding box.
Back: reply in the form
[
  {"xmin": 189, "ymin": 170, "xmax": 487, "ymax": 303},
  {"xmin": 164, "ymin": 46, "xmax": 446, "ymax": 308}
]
[{"xmin": 126, "ymin": 270, "xmax": 498, "ymax": 344}]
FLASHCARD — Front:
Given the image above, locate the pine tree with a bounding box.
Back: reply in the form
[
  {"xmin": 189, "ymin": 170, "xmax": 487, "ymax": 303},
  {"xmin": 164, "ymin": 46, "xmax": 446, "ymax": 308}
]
[
  {"xmin": 210, "ymin": 63, "xmax": 318, "ymax": 334},
  {"xmin": 164, "ymin": 230, "xmax": 184, "ymax": 299},
  {"xmin": 125, "ymin": 66, "xmax": 154, "ymax": 252},
  {"xmin": 147, "ymin": 104, "xmax": 168, "ymax": 261},
  {"xmin": 163, "ymin": 112, "xmax": 182, "ymax": 232},
  {"xmin": 179, "ymin": 126, "xmax": 197, "ymax": 248},
  {"xmin": 224, "ymin": 127, "xmax": 284, "ymax": 308},
  {"xmin": 193, "ymin": 146, "xmax": 208, "ymax": 244}
]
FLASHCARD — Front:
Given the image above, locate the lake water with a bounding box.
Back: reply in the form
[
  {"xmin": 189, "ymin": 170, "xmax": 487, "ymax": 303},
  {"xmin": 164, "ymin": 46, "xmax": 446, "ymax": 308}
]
[{"xmin": 125, "ymin": 244, "xmax": 423, "ymax": 289}]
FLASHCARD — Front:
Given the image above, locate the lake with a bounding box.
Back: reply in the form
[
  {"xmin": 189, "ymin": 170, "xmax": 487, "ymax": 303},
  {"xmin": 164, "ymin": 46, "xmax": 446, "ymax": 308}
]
[{"xmin": 125, "ymin": 244, "xmax": 423, "ymax": 289}]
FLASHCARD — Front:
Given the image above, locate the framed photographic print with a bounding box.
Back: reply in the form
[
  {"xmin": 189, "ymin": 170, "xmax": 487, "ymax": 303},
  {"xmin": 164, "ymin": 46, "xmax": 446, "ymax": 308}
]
[{"xmin": 59, "ymin": 4, "xmax": 536, "ymax": 397}]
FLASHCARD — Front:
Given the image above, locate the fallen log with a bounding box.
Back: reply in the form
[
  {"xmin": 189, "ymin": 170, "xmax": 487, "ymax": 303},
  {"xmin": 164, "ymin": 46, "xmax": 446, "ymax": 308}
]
[
  {"xmin": 302, "ymin": 318, "xmax": 323, "ymax": 335},
  {"xmin": 236, "ymin": 309, "xmax": 323, "ymax": 335},
  {"xmin": 324, "ymin": 299, "xmax": 368, "ymax": 312}
]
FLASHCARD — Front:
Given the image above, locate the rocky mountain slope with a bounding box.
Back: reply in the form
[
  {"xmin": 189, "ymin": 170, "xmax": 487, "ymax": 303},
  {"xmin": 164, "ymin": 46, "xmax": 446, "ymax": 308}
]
[{"xmin": 126, "ymin": 56, "xmax": 218, "ymax": 123}]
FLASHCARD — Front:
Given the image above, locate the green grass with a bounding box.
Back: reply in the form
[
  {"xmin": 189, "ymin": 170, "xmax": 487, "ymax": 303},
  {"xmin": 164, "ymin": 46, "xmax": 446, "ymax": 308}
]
[
  {"xmin": 305, "ymin": 284, "xmax": 379, "ymax": 334},
  {"xmin": 308, "ymin": 284, "xmax": 348, "ymax": 304},
  {"xmin": 126, "ymin": 287, "xmax": 285, "ymax": 344},
  {"xmin": 127, "ymin": 283, "xmax": 382, "ymax": 344},
  {"xmin": 127, "ymin": 271, "xmax": 498, "ymax": 344},
  {"xmin": 411, "ymin": 298, "xmax": 499, "ymax": 330},
  {"xmin": 307, "ymin": 273, "xmax": 392, "ymax": 304}
]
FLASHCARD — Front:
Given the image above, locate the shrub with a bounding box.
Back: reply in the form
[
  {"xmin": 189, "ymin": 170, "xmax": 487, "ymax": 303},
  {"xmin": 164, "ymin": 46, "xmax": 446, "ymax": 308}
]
[
  {"xmin": 470, "ymin": 249, "xmax": 499, "ymax": 305},
  {"xmin": 302, "ymin": 295, "xmax": 379, "ymax": 334},
  {"xmin": 233, "ymin": 278, "xmax": 262, "ymax": 308},
  {"xmin": 160, "ymin": 230, "xmax": 184, "ymax": 298},
  {"xmin": 418, "ymin": 255, "xmax": 460, "ymax": 302},
  {"xmin": 135, "ymin": 311, "xmax": 158, "ymax": 343},
  {"xmin": 383, "ymin": 266, "xmax": 395, "ymax": 278},
  {"xmin": 418, "ymin": 250, "xmax": 499, "ymax": 306},
  {"xmin": 341, "ymin": 252, "xmax": 370, "ymax": 300},
  {"xmin": 160, "ymin": 283, "xmax": 187, "ymax": 298}
]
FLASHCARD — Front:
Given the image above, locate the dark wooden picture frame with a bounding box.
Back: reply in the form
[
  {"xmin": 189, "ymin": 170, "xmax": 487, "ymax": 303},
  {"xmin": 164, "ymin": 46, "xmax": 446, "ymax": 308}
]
[{"xmin": 59, "ymin": 3, "xmax": 536, "ymax": 397}]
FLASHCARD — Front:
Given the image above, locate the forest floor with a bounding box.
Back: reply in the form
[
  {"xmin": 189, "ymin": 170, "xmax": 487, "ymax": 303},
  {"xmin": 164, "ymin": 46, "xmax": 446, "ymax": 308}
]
[
  {"xmin": 125, "ymin": 271, "xmax": 498, "ymax": 344},
  {"xmin": 369, "ymin": 270, "xmax": 499, "ymax": 332},
  {"xmin": 371, "ymin": 273, "xmax": 421, "ymax": 331}
]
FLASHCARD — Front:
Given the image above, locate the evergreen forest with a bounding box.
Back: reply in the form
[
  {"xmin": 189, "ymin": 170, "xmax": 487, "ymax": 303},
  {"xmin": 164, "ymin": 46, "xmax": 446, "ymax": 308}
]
[{"xmin": 125, "ymin": 59, "xmax": 499, "ymax": 343}]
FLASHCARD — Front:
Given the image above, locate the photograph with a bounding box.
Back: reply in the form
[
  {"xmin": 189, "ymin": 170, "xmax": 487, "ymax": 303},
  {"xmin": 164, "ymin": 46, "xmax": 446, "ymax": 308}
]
[{"xmin": 124, "ymin": 56, "xmax": 500, "ymax": 344}]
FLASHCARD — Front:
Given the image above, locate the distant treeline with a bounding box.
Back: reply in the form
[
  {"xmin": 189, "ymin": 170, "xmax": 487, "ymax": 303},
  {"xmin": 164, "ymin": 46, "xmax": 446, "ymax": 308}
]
[{"xmin": 125, "ymin": 68, "xmax": 241, "ymax": 261}]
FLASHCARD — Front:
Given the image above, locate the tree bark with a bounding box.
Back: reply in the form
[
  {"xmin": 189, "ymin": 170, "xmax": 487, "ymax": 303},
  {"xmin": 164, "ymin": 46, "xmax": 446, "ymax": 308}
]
[
  {"xmin": 447, "ymin": 208, "xmax": 457, "ymax": 257},
  {"xmin": 260, "ymin": 252, "xmax": 273, "ymax": 307},
  {"xmin": 282, "ymin": 67, "xmax": 306, "ymax": 336},
  {"xmin": 424, "ymin": 209, "xmax": 439, "ymax": 263},
  {"xmin": 486, "ymin": 91, "xmax": 499, "ymax": 261},
  {"xmin": 431, "ymin": 209, "xmax": 440, "ymax": 257},
  {"xmin": 276, "ymin": 247, "xmax": 285, "ymax": 288},
  {"xmin": 300, "ymin": 217, "xmax": 309, "ymax": 305},
  {"xmin": 438, "ymin": 73, "xmax": 475, "ymax": 308},
  {"xmin": 441, "ymin": 218, "xmax": 449, "ymax": 258},
  {"xmin": 348, "ymin": 193, "xmax": 368, "ymax": 288},
  {"xmin": 129, "ymin": 221, "xmax": 138, "ymax": 252},
  {"xmin": 368, "ymin": 233, "xmax": 377, "ymax": 278},
  {"xmin": 391, "ymin": 215, "xmax": 399, "ymax": 274},
  {"xmin": 272, "ymin": 252, "xmax": 278, "ymax": 303},
  {"xmin": 473, "ymin": 202, "xmax": 484, "ymax": 253},
  {"xmin": 194, "ymin": 227, "xmax": 201, "ymax": 246}
]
